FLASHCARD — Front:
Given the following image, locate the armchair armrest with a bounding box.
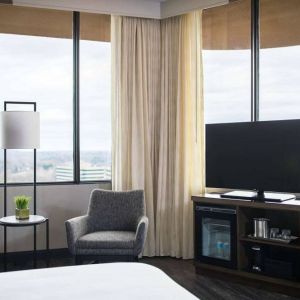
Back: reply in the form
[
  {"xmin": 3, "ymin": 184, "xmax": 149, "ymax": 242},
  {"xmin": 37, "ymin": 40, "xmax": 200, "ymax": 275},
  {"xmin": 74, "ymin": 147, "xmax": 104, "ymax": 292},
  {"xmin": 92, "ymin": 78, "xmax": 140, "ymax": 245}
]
[
  {"xmin": 134, "ymin": 215, "xmax": 149, "ymax": 256},
  {"xmin": 65, "ymin": 215, "xmax": 90, "ymax": 255}
]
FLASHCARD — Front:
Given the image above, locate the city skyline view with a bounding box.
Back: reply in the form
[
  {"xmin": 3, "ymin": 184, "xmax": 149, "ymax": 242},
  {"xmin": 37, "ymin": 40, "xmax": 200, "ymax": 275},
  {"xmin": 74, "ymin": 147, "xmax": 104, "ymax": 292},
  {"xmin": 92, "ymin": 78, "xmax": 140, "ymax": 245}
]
[
  {"xmin": 1, "ymin": 34, "xmax": 300, "ymax": 182},
  {"xmin": 0, "ymin": 33, "xmax": 111, "ymax": 182},
  {"xmin": 0, "ymin": 150, "xmax": 111, "ymax": 183}
]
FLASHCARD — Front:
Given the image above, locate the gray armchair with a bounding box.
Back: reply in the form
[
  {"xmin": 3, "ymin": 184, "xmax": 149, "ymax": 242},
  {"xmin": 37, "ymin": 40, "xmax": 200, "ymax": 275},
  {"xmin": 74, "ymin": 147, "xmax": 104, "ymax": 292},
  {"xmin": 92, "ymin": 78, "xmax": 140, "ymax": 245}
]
[{"xmin": 65, "ymin": 189, "xmax": 148, "ymax": 264}]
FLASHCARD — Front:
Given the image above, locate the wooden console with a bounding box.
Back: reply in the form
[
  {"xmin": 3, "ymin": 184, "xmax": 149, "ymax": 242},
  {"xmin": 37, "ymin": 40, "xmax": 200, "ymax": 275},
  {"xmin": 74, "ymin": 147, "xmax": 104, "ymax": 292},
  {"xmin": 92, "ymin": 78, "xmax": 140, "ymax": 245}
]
[{"xmin": 192, "ymin": 194, "xmax": 300, "ymax": 297}]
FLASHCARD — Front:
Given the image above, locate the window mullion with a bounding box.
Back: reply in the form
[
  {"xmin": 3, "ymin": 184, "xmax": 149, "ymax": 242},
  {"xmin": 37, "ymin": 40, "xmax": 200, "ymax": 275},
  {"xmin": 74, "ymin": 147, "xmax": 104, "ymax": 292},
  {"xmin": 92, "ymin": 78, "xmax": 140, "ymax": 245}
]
[
  {"xmin": 73, "ymin": 11, "xmax": 80, "ymax": 183},
  {"xmin": 251, "ymin": 0, "xmax": 260, "ymax": 122}
]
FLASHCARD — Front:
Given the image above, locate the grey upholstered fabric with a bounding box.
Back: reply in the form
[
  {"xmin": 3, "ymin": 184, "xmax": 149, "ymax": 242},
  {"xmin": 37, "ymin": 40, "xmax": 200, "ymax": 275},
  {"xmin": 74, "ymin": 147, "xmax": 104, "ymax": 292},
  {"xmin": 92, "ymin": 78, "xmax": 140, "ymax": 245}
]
[
  {"xmin": 87, "ymin": 189, "xmax": 145, "ymax": 231},
  {"xmin": 76, "ymin": 248, "xmax": 136, "ymax": 256},
  {"xmin": 65, "ymin": 189, "xmax": 148, "ymax": 258},
  {"xmin": 77, "ymin": 231, "xmax": 136, "ymax": 249},
  {"xmin": 135, "ymin": 216, "xmax": 148, "ymax": 255},
  {"xmin": 65, "ymin": 215, "xmax": 91, "ymax": 255}
]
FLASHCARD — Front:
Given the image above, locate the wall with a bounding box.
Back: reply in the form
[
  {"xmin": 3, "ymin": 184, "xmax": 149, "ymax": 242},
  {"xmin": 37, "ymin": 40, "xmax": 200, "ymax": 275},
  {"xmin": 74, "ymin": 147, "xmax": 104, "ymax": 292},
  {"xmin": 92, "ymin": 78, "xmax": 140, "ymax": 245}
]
[{"xmin": 0, "ymin": 183, "xmax": 111, "ymax": 253}]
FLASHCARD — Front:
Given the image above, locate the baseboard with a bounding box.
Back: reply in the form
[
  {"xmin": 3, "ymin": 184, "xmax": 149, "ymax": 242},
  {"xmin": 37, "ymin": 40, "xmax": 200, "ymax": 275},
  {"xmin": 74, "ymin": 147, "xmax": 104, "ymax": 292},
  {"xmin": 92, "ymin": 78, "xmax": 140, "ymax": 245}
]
[{"xmin": 0, "ymin": 248, "xmax": 70, "ymax": 260}]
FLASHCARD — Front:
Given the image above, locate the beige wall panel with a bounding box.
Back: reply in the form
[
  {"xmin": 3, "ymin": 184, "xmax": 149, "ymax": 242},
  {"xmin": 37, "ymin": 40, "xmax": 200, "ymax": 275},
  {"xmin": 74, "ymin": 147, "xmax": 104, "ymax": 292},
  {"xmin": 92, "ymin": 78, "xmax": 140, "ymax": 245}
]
[
  {"xmin": 260, "ymin": 0, "xmax": 300, "ymax": 49},
  {"xmin": 203, "ymin": 0, "xmax": 251, "ymax": 50},
  {"xmin": 80, "ymin": 13, "xmax": 110, "ymax": 42},
  {"xmin": 0, "ymin": 5, "xmax": 72, "ymax": 39},
  {"xmin": 203, "ymin": 0, "xmax": 300, "ymax": 50},
  {"xmin": 0, "ymin": 6, "xmax": 110, "ymax": 41}
]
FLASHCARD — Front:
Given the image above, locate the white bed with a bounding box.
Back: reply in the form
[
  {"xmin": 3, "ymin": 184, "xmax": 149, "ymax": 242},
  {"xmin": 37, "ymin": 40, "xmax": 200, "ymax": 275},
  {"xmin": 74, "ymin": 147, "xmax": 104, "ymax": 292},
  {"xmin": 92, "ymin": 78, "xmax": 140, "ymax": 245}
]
[{"xmin": 1, "ymin": 263, "xmax": 198, "ymax": 300}]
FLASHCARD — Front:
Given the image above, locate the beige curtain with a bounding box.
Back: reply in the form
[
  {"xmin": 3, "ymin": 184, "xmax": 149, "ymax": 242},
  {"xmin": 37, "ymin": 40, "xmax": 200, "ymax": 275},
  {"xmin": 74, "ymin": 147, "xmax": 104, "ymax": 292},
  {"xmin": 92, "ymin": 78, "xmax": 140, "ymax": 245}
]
[
  {"xmin": 157, "ymin": 11, "xmax": 204, "ymax": 259},
  {"xmin": 111, "ymin": 16, "xmax": 160, "ymax": 256},
  {"xmin": 112, "ymin": 11, "xmax": 204, "ymax": 258}
]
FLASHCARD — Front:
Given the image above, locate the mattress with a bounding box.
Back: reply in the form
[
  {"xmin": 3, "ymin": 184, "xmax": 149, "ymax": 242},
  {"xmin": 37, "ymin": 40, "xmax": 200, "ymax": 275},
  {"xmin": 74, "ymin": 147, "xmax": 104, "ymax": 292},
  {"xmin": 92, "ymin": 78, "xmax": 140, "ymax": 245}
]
[{"xmin": 0, "ymin": 262, "xmax": 198, "ymax": 300}]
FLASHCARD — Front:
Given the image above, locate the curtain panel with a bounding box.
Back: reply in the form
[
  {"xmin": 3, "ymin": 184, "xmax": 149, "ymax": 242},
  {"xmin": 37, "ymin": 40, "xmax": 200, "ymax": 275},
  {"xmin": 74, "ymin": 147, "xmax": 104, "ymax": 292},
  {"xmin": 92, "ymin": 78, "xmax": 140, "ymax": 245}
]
[{"xmin": 112, "ymin": 11, "xmax": 204, "ymax": 259}]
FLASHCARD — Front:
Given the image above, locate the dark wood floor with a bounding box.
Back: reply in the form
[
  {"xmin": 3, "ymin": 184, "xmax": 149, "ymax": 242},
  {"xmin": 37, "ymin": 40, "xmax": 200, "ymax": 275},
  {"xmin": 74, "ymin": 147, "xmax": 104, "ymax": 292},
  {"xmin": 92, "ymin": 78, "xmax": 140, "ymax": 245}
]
[
  {"xmin": 142, "ymin": 258, "xmax": 299, "ymax": 300},
  {"xmin": 0, "ymin": 254, "xmax": 299, "ymax": 300}
]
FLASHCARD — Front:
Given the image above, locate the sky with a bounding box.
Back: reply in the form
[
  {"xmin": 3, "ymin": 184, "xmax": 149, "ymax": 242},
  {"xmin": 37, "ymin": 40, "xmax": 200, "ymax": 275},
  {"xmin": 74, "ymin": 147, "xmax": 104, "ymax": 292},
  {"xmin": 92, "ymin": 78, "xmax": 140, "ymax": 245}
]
[
  {"xmin": 204, "ymin": 46, "xmax": 300, "ymax": 124},
  {"xmin": 1, "ymin": 33, "xmax": 300, "ymax": 152},
  {"xmin": 0, "ymin": 34, "xmax": 111, "ymax": 152}
]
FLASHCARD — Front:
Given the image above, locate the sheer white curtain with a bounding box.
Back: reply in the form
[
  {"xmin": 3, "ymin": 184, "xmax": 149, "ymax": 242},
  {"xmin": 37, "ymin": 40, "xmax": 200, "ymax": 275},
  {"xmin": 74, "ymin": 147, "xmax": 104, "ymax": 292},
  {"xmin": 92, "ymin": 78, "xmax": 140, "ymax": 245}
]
[{"xmin": 112, "ymin": 11, "xmax": 204, "ymax": 258}]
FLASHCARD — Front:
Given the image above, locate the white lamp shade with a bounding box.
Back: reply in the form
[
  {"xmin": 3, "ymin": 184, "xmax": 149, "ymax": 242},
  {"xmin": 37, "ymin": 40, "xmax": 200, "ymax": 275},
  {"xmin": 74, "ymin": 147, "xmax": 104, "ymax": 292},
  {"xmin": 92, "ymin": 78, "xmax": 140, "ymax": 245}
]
[{"xmin": 0, "ymin": 111, "xmax": 40, "ymax": 149}]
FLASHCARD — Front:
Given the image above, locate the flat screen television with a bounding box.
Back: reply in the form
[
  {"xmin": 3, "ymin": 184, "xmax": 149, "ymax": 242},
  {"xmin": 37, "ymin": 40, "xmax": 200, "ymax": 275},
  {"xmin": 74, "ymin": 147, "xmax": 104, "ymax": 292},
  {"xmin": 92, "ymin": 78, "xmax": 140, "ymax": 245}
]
[{"xmin": 206, "ymin": 120, "xmax": 300, "ymax": 202}]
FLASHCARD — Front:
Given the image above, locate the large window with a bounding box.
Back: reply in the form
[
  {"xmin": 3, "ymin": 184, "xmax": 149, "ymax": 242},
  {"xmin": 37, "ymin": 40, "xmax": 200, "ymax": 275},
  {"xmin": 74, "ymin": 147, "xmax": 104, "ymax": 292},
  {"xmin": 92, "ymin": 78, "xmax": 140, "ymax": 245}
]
[
  {"xmin": 80, "ymin": 13, "xmax": 111, "ymax": 181},
  {"xmin": 0, "ymin": 6, "xmax": 73, "ymax": 183},
  {"xmin": 203, "ymin": 0, "xmax": 300, "ymax": 124},
  {"xmin": 203, "ymin": 0, "xmax": 251, "ymax": 124},
  {"xmin": 1, "ymin": 36, "xmax": 74, "ymax": 183},
  {"xmin": 0, "ymin": 6, "xmax": 111, "ymax": 184},
  {"xmin": 259, "ymin": 0, "xmax": 300, "ymax": 121}
]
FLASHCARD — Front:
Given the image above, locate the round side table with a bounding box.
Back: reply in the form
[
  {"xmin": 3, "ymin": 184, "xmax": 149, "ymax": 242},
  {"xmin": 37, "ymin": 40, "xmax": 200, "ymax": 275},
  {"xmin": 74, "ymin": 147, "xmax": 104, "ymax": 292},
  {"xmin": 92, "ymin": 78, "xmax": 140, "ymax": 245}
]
[{"xmin": 0, "ymin": 215, "xmax": 49, "ymax": 271}]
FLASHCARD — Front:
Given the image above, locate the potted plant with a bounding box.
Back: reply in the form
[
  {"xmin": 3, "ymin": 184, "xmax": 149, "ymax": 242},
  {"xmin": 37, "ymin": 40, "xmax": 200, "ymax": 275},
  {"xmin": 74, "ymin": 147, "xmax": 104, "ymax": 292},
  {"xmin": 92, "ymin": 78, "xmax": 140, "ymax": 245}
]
[{"xmin": 14, "ymin": 195, "xmax": 31, "ymax": 220}]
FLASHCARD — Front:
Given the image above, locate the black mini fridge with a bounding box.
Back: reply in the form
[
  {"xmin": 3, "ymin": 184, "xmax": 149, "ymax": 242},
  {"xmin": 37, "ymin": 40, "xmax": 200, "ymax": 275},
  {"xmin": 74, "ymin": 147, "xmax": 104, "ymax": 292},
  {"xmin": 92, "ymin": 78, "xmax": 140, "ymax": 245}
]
[{"xmin": 195, "ymin": 204, "xmax": 237, "ymax": 269}]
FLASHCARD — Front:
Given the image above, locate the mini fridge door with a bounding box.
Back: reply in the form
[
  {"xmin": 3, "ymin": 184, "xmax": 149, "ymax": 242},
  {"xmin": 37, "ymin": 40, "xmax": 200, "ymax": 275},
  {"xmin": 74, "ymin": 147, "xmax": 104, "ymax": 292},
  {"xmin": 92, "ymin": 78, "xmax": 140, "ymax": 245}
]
[{"xmin": 195, "ymin": 205, "xmax": 237, "ymax": 269}]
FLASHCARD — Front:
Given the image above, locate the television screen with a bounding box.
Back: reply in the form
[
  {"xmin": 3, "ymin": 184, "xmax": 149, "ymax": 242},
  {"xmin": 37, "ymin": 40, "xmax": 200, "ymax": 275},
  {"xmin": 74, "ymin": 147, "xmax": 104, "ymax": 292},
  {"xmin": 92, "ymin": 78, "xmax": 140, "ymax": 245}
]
[{"xmin": 206, "ymin": 120, "xmax": 300, "ymax": 194}]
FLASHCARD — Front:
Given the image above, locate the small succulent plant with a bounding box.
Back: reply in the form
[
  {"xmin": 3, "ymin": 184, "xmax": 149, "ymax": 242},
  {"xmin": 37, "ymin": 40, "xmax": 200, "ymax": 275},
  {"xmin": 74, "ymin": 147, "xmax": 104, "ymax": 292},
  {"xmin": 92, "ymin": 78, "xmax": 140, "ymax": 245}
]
[{"xmin": 14, "ymin": 195, "xmax": 31, "ymax": 209}]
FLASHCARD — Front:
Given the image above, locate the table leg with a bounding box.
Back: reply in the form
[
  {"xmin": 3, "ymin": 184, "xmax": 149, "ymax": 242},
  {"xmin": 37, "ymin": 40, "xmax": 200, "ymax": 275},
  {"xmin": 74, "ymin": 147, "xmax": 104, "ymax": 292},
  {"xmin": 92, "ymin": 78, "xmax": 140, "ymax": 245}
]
[
  {"xmin": 46, "ymin": 219, "xmax": 50, "ymax": 267},
  {"xmin": 33, "ymin": 224, "xmax": 37, "ymax": 268},
  {"xmin": 4, "ymin": 226, "xmax": 7, "ymax": 272}
]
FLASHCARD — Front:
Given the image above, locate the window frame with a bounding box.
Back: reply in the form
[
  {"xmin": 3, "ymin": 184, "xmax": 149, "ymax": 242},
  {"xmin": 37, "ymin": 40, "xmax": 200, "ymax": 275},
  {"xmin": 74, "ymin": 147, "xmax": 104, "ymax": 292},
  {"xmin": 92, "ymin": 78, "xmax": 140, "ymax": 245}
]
[
  {"xmin": 203, "ymin": 0, "xmax": 259, "ymax": 124},
  {"xmin": 251, "ymin": 0, "xmax": 260, "ymax": 121},
  {"xmin": 2, "ymin": 1, "xmax": 263, "ymax": 186},
  {"xmin": 1, "ymin": 10, "xmax": 111, "ymax": 186}
]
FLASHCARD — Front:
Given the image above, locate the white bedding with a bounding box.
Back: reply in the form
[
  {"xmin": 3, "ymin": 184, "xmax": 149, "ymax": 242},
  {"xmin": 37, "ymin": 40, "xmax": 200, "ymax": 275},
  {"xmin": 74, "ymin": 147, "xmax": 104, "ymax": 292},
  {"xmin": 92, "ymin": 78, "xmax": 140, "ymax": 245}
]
[{"xmin": 0, "ymin": 263, "xmax": 198, "ymax": 300}]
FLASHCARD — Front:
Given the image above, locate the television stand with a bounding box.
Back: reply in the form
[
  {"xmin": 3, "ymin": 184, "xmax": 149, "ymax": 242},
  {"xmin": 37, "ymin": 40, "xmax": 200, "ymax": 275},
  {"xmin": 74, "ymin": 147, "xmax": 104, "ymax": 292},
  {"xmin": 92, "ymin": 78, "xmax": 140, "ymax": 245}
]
[
  {"xmin": 192, "ymin": 194, "xmax": 300, "ymax": 297},
  {"xmin": 220, "ymin": 190, "xmax": 296, "ymax": 202}
]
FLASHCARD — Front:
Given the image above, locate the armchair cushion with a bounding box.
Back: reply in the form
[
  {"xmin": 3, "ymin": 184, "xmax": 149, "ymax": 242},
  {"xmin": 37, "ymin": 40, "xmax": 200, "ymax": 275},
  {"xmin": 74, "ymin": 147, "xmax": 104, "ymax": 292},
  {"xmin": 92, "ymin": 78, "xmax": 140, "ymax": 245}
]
[{"xmin": 77, "ymin": 231, "xmax": 136, "ymax": 249}]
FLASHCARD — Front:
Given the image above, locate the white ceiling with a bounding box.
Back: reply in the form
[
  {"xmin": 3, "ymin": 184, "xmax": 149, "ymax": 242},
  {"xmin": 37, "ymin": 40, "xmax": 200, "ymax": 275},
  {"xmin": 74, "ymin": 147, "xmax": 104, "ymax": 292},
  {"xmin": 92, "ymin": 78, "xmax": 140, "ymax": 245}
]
[
  {"xmin": 162, "ymin": 0, "xmax": 228, "ymax": 18},
  {"xmin": 13, "ymin": 0, "xmax": 228, "ymax": 18},
  {"xmin": 143, "ymin": 0, "xmax": 167, "ymax": 2}
]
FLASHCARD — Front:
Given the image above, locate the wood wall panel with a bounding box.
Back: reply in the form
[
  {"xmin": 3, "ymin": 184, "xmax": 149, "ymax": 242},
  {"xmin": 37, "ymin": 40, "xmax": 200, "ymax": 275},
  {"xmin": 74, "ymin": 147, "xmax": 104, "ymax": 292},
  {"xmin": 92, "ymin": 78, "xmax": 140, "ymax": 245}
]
[
  {"xmin": 203, "ymin": 0, "xmax": 300, "ymax": 50},
  {"xmin": 0, "ymin": 5, "xmax": 72, "ymax": 39},
  {"xmin": 260, "ymin": 0, "xmax": 300, "ymax": 49},
  {"xmin": 80, "ymin": 12, "xmax": 110, "ymax": 42},
  {"xmin": 203, "ymin": 0, "xmax": 251, "ymax": 50},
  {"xmin": 0, "ymin": 5, "xmax": 111, "ymax": 42}
]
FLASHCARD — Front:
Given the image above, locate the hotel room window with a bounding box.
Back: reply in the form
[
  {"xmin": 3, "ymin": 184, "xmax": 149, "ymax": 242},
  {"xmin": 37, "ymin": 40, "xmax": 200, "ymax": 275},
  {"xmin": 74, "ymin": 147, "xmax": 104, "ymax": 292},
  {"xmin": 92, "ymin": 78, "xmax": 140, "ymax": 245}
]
[
  {"xmin": 203, "ymin": 0, "xmax": 251, "ymax": 124},
  {"xmin": 79, "ymin": 13, "xmax": 111, "ymax": 181},
  {"xmin": 0, "ymin": 6, "xmax": 73, "ymax": 183},
  {"xmin": 259, "ymin": 0, "xmax": 300, "ymax": 121}
]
